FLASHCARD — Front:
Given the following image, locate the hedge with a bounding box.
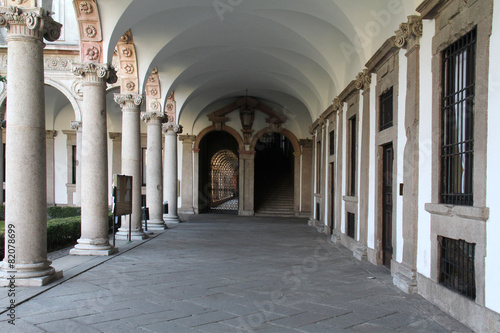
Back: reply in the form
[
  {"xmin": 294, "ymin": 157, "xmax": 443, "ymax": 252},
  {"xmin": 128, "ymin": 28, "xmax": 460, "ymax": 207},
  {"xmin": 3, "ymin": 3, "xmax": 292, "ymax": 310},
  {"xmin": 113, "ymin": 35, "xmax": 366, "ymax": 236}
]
[
  {"xmin": 47, "ymin": 206, "xmax": 81, "ymax": 219},
  {"xmin": 0, "ymin": 212, "xmax": 114, "ymax": 259}
]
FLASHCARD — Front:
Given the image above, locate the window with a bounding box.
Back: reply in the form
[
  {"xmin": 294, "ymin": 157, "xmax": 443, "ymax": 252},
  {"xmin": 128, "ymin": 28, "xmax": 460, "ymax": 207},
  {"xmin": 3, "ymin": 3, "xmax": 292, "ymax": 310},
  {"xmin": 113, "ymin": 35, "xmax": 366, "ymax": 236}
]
[
  {"xmin": 347, "ymin": 213, "xmax": 355, "ymax": 238},
  {"xmin": 141, "ymin": 148, "xmax": 147, "ymax": 186},
  {"xmin": 348, "ymin": 116, "xmax": 357, "ymax": 196},
  {"xmin": 71, "ymin": 145, "xmax": 77, "ymax": 184},
  {"xmin": 441, "ymin": 28, "xmax": 476, "ymax": 206},
  {"xmin": 379, "ymin": 87, "xmax": 393, "ymax": 131},
  {"xmin": 329, "ymin": 130, "xmax": 335, "ymax": 155},
  {"xmin": 439, "ymin": 237, "xmax": 476, "ymax": 300}
]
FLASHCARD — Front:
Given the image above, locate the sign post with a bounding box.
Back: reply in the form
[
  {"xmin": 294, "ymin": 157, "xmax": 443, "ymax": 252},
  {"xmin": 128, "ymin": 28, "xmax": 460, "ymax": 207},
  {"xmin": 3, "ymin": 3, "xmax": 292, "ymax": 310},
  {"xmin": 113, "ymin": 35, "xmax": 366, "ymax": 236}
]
[{"xmin": 112, "ymin": 174, "xmax": 133, "ymax": 243}]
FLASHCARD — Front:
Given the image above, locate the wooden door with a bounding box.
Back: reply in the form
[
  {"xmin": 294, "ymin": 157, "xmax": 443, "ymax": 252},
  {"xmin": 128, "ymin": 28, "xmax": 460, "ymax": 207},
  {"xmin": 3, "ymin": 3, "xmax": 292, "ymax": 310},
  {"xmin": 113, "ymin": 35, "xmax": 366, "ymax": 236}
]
[{"xmin": 382, "ymin": 144, "xmax": 394, "ymax": 268}]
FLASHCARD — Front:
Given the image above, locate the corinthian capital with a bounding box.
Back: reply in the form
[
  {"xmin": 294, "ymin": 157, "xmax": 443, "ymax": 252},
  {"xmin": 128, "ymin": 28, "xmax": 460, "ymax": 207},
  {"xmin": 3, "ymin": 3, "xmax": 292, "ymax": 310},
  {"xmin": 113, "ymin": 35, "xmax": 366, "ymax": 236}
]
[
  {"xmin": 114, "ymin": 93, "xmax": 143, "ymax": 108},
  {"xmin": 141, "ymin": 111, "xmax": 164, "ymax": 124},
  {"xmin": 162, "ymin": 123, "xmax": 183, "ymax": 134},
  {"xmin": 72, "ymin": 63, "xmax": 117, "ymax": 84},
  {"xmin": 0, "ymin": 6, "xmax": 61, "ymax": 41},
  {"xmin": 355, "ymin": 69, "xmax": 371, "ymax": 91},
  {"xmin": 70, "ymin": 120, "xmax": 82, "ymax": 131},
  {"xmin": 393, "ymin": 15, "xmax": 423, "ymax": 48},
  {"xmin": 332, "ymin": 97, "xmax": 343, "ymax": 112}
]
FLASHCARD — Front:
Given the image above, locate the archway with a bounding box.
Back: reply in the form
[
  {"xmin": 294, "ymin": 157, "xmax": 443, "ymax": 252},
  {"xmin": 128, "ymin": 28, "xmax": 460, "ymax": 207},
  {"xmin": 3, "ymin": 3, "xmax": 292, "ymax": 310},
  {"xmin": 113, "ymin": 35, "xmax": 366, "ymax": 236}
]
[
  {"xmin": 198, "ymin": 131, "xmax": 239, "ymax": 214},
  {"xmin": 254, "ymin": 132, "xmax": 294, "ymax": 215}
]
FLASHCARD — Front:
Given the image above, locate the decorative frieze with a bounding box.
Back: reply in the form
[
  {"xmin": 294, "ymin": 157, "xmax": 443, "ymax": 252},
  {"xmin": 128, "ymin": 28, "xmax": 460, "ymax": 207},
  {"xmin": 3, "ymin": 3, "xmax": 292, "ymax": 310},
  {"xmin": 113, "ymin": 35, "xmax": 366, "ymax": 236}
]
[
  {"xmin": 0, "ymin": 6, "xmax": 61, "ymax": 41},
  {"xmin": 393, "ymin": 15, "xmax": 423, "ymax": 48},
  {"xmin": 44, "ymin": 56, "xmax": 77, "ymax": 71}
]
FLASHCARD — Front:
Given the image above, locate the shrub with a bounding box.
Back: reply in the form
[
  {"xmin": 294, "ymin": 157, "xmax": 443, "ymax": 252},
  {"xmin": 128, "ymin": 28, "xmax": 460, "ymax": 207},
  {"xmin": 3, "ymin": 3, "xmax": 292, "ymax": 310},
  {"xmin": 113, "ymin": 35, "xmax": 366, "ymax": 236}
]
[
  {"xmin": 47, "ymin": 206, "xmax": 81, "ymax": 220},
  {"xmin": 0, "ymin": 205, "xmax": 4, "ymax": 220},
  {"xmin": 46, "ymin": 216, "xmax": 81, "ymax": 252}
]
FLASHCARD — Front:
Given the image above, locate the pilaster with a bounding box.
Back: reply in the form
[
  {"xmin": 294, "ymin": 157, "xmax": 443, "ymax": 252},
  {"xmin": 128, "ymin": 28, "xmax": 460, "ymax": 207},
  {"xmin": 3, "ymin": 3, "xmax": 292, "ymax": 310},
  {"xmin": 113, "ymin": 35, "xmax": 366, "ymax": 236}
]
[
  {"xmin": 179, "ymin": 134, "xmax": 196, "ymax": 214},
  {"xmin": 0, "ymin": 5, "xmax": 63, "ymax": 286},
  {"xmin": 162, "ymin": 123, "xmax": 182, "ymax": 222},
  {"xmin": 46, "ymin": 130, "xmax": 57, "ymax": 206},
  {"xmin": 70, "ymin": 120, "xmax": 82, "ymax": 206},
  {"xmin": 238, "ymin": 150, "xmax": 255, "ymax": 216}
]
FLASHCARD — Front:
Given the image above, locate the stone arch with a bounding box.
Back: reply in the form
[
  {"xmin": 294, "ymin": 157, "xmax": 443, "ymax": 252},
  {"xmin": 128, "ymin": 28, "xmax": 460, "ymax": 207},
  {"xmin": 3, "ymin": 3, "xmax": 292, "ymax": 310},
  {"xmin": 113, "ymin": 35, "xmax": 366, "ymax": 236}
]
[
  {"xmin": 73, "ymin": 0, "xmax": 104, "ymax": 63},
  {"xmin": 116, "ymin": 30, "xmax": 139, "ymax": 94},
  {"xmin": 194, "ymin": 125, "xmax": 245, "ymax": 152},
  {"xmin": 44, "ymin": 78, "xmax": 82, "ymax": 122},
  {"xmin": 250, "ymin": 127, "xmax": 300, "ymax": 154}
]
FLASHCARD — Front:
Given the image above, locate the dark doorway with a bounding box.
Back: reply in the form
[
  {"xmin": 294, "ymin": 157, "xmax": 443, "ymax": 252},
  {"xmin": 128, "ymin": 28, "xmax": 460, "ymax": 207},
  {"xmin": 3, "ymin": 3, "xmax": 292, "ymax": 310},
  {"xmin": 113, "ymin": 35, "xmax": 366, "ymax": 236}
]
[
  {"xmin": 382, "ymin": 143, "xmax": 394, "ymax": 268},
  {"xmin": 199, "ymin": 131, "xmax": 239, "ymax": 214},
  {"xmin": 254, "ymin": 133, "xmax": 294, "ymax": 215}
]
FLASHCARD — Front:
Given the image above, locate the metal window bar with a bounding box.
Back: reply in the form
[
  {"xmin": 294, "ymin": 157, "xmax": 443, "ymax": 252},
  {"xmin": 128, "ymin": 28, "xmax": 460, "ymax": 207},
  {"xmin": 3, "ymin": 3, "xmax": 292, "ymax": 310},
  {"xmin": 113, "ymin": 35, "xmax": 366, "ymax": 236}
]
[
  {"xmin": 71, "ymin": 145, "xmax": 77, "ymax": 185},
  {"xmin": 441, "ymin": 28, "xmax": 476, "ymax": 206},
  {"xmin": 439, "ymin": 237, "xmax": 476, "ymax": 300},
  {"xmin": 379, "ymin": 87, "xmax": 393, "ymax": 131},
  {"xmin": 347, "ymin": 212, "xmax": 355, "ymax": 238},
  {"xmin": 329, "ymin": 130, "xmax": 335, "ymax": 156},
  {"xmin": 349, "ymin": 116, "xmax": 356, "ymax": 196}
]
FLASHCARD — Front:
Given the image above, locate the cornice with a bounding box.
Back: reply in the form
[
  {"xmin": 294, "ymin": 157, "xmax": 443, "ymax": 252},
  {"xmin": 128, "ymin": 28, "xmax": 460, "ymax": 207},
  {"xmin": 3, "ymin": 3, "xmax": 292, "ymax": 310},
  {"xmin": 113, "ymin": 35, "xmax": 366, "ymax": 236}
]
[{"xmin": 417, "ymin": 0, "xmax": 450, "ymax": 19}]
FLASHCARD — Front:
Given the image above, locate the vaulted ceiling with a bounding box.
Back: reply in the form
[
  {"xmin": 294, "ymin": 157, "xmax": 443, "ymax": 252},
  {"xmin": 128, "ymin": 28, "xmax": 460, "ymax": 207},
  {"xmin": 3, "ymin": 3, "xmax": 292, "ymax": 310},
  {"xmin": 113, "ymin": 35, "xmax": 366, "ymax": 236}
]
[{"xmin": 98, "ymin": 0, "xmax": 418, "ymax": 132}]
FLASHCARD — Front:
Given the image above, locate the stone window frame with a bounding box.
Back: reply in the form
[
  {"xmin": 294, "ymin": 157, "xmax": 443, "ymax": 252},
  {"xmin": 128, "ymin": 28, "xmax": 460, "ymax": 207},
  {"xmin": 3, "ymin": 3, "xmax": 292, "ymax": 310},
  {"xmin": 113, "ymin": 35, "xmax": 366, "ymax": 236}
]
[
  {"xmin": 425, "ymin": 0, "xmax": 493, "ymax": 307},
  {"xmin": 373, "ymin": 49, "xmax": 401, "ymax": 266},
  {"xmin": 62, "ymin": 130, "xmax": 76, "ymax": 205}
]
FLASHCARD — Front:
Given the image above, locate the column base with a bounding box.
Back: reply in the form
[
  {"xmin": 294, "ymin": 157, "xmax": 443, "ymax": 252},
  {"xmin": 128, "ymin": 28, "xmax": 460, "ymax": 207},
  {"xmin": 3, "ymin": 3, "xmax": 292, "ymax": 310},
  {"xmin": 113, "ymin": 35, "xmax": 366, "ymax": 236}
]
[
  {"xmin": 331, "ymin": 230, "xmax": 341, "ymax": 244},
  {"xmin": 238, "ymin": 210, "xmax": 254, "ymax": 216},
  {"xmin": 70, "ymin": 238, "xmax": 118, "ymax": 256},
  {"xmin": 179, "ymin": 207, "xmax": 195, "ymax": 214},
  {"xmin": 392, "ymin": 261, "xmax": 418, "ymax": 294},
  {"xmin": 0, "ymin": 261, "xmax": 63, "ymax": 287},
  {"xmin": 353, "ymin": 246, "xmax": 368, "ymax": 261},
  {"xmin": 145, "ymin": 219, "xmax": 168, "ymax": 230},
  {"xmin": 115, "ymin": 228, "xmax": 148, "ymax": 240},
  {"xmin": 163, "ymin": 214, "xmax": 181, "ymax": 223}
]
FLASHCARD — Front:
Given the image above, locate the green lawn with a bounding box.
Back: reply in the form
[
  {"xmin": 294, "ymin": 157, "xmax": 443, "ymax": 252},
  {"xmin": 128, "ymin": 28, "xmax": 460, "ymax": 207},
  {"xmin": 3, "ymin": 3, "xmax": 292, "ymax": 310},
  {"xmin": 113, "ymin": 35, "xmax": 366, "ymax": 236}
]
[{"xmin": 0, "ymin": 220, "xmax": 4, "ymax": 233}]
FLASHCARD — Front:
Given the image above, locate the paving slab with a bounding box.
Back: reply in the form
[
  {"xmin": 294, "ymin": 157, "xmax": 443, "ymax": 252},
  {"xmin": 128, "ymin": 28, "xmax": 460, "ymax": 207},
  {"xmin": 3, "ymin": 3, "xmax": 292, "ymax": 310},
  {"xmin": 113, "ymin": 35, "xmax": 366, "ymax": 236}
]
[{"xmin": 0, "ymin": 214, "xmax": 474, "ymax": 333}]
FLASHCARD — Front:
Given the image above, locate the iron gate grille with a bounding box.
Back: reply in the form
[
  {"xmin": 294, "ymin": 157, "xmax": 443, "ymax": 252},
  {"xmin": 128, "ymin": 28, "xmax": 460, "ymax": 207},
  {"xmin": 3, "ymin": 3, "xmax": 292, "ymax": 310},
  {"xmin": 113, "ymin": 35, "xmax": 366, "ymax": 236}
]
[
  {"xmin": 439, "ymin": 237, "xmax": 476, "ymax": 300},
  {"xmin": 209, "ymin": 149, "xmax": 238, "ymax": 212},
  {"xmin": 441, "ymin": 28, "xmax": 476, "ymax": 206}
]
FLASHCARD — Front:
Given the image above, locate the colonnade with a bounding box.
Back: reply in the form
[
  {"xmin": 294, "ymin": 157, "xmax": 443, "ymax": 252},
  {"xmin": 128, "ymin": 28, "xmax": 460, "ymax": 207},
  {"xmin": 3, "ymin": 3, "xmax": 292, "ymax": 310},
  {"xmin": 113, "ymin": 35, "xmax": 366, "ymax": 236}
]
[{"xmin": 0, "ymin": 6, "xmax": 182, "ymax": 286}]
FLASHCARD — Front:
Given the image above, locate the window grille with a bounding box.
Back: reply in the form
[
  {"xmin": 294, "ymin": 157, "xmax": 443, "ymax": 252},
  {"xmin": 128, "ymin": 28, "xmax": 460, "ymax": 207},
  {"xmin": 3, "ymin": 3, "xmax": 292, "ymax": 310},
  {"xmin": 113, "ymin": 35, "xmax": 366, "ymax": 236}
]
[
  {"xmin": 316, "ymin": 202, "xmax": 320, "ymax": 221},
  {"xmin": 441, "ymin": 28, "xmax": 476, "ymax": 206},
  {"xmin": 347, "ymin": 212, "xmax": 355, "ymax": 238},
  {"xmin": 329, "ymin": 130, "xmax": 335, "ymax": 155},
  {"xmin": 379, "ymin": 87, "xmax": 393, "ymax": 131},
  {"xmin": 71, "ymin": 145, "xmax": 77, "ymax": 185},
  {"xmin": 349, "ymin": 116, "xmax": 356, "ymax": 196},
  {"xmin": 439, "ymin": 237, "xmax": 476, "ymax": 300}
]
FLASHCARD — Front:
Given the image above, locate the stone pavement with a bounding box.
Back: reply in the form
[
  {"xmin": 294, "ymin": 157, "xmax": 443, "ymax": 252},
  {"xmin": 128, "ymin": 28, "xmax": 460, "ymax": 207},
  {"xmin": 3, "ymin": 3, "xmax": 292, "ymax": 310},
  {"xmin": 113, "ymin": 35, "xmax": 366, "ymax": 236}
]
[{"xmin": 0, "ymin": 214, "xmax": 473, "ymax": 332}]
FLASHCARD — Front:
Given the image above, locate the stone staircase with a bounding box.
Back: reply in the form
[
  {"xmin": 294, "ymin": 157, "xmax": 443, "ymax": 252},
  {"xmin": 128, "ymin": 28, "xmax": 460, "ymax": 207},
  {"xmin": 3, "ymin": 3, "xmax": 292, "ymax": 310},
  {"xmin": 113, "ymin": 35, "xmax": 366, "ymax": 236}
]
[{"xmin": 255, "ymin": 177, "xmax": 294, "ymax": 217}]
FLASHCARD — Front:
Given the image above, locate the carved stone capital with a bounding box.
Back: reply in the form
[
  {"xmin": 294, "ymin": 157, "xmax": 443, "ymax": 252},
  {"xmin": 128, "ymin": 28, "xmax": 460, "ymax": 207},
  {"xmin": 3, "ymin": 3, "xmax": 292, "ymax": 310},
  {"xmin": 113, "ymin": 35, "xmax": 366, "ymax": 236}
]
[
  {"xmin": 70, "ymin": 120, "xmax": 82, "ymax": 131},
  {"xmin": 393, "ymin": 15, "xmax": 423, "ymax": 48},
  {"xmin": 114, "ymin": 93, "xmax": 143, "ymax": 108},
  {"xmin": 332, "ymin": 97, "xmax": 343, "ymax": 112},
  {"xmin": 179, "ymin": 134, "xmax": 196, "ymax": 143},
  {"xmin": 72, "ymin": 63, "xmax": 117, "ymax": 85},
  {"xmin": 355, "ymin": 69, "xmax": 371, "ymax": 90},
  {"xmin": 46, "ymin": 130, "xmax": 57, "ymax": 139},
  {"xmin": 0, "ymin": 6, "xmax": 62, "ymax": 41},
  {"xmin": 299, "ymin": 139, "xmax": 313, "ymax": 149},
  {"xmin": 162, "ymin": 123, "xmax": 183, "ymax": 134},
  {"xmin": 141, "ymin": 111, "xmax": 164, "ymax": 124}
]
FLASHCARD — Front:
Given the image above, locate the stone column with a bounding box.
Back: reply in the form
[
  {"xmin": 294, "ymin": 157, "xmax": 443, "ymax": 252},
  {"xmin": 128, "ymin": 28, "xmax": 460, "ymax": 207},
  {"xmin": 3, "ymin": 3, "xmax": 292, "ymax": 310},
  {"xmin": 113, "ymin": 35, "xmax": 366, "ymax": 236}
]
[
  {"xmin": 393, "ymin": 16, "xmax": 422, "ymax": 293},
  {"xmin": 115, "ymin": 94, "xmax": 147, "ymax": 240},
  {"xmin": 140, "ymin": 112, "xmax": 166, "ymax": 230},
  {"xmin": 0, "ymin": 123, "xmax": 4, "ymax": 204},
  {"xmin": 46, "ymin": 130, "xmax": 57, "ymax": 206},
  {"xmin": 238, "ymin": 151, "xmax": 255, "ymax": 216},
  {"xmin": 70, "ymin": 120, "xmax": 82, "ymax": 206},
  {"xmin": 70, "ymin": 63, "xmax": 117, "ymax": 256},
  {"xmin": 162, "ymin": 123, "xmax": 182, "ymax": 222},
  {"xmin": 0, "ymin": 6, "xmax": 63, "ymax": 286},
  {"xmin": 179, "ymin": 135, "xmax": 196, "ymax": 214}
]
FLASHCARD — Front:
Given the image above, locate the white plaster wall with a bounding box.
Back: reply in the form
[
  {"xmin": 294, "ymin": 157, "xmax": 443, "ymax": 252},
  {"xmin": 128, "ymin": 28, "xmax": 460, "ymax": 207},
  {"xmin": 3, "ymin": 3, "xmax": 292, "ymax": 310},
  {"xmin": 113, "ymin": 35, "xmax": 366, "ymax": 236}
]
[
  {"xmin": 323, "ymin": 121, "xmax": 329, "ymax": 227},
  {"xmin": 340, "ymin": 104, "xmax": 347, "ymax": 233},
  {"xmin": 367, "ymin": 74, "xmax": 377, "ymax": 249},
  {"xmin": 53, "ymin": 105, "xmax": 74, "ymax": 205},
  {"xmin": 357, "ymin": 91, "xmax": 364, "ymax": 240},
  {"xmin": 485, "ymin": 0, "xmax": 500, "ymax": 313},
  {"xmin": 416, "ymin": 20, "xmax": 434, "ymax": 279},
  {"xmin": 395, "ymin": 51, "xmax": 407, "ymax": 263}
]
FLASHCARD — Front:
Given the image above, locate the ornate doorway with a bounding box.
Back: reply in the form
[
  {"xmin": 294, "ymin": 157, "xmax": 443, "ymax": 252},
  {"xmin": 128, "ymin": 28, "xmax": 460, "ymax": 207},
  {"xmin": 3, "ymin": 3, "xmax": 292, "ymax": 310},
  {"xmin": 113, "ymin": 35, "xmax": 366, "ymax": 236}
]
[{"xmin": 199, "ymin": 131, "xmax": 239, "ymax": 214}]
